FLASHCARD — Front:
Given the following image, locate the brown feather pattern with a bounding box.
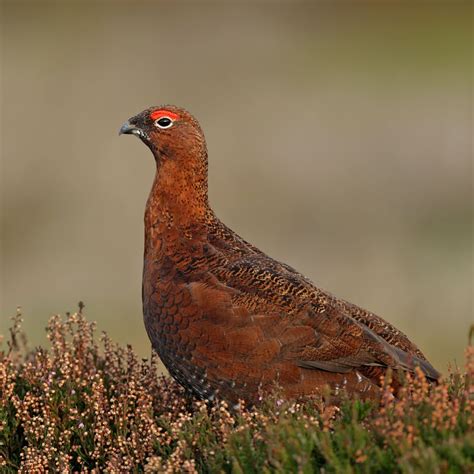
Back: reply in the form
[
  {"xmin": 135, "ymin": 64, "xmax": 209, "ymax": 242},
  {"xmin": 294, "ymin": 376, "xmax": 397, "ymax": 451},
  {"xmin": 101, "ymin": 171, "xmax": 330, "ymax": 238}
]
[{"xmin": 120, "ymin": 105, "xmax": 440, "ymax": 405}]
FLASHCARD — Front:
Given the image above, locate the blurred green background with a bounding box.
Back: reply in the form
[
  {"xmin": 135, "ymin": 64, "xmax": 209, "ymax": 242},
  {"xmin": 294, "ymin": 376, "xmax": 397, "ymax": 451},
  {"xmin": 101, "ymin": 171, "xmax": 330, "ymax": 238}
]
[{"xmin": 1, "ymin": 1, "xmax": 472, "ymax": 373}]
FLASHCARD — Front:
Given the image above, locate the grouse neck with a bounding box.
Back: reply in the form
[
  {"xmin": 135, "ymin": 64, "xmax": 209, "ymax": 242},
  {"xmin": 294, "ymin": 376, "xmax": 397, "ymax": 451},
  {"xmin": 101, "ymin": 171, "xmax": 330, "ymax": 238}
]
[{"xmin": 144, "ymin": 153, "xmax": 210, "ymax": 235}]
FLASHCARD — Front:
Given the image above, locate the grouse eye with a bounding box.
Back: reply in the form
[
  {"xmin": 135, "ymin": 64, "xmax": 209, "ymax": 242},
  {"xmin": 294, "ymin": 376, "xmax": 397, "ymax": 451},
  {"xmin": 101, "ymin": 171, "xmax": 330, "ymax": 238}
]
[{"xmin": 155, "ymin": 117, "xmax": 173, "ymax": 129}]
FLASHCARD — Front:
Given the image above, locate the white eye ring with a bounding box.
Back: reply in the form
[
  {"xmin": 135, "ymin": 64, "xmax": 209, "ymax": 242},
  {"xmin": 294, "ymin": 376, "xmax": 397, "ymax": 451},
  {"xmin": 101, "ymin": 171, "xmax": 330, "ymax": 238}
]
[{"xmin": 154, "ymin": 116, "xmax": 174, "ymax": 129}]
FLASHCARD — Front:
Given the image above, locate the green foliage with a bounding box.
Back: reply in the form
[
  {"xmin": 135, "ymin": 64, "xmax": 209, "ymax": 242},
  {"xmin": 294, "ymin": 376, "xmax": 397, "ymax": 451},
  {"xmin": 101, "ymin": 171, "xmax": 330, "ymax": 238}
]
[{"xmin": 0, "ymin": 308, "xmax": 472, "ymax": 473}]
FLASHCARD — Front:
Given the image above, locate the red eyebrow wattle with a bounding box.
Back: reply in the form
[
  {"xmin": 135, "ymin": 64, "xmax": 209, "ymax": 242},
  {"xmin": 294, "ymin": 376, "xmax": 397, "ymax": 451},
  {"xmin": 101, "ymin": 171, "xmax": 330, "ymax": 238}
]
[{"xmin": 150, "ymin": 110, "xmax": 180, "ymax": 121}]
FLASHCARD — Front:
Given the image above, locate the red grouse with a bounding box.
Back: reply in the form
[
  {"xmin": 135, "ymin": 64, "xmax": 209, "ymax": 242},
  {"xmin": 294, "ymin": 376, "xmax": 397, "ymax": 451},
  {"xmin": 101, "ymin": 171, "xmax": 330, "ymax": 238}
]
[{"xmin": 119, "ymin": 105, "xmax": 439, "ymax": 404}]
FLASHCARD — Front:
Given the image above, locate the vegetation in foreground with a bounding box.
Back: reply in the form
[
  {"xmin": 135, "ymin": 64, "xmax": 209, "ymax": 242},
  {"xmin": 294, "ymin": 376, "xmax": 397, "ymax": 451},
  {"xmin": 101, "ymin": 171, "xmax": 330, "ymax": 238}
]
[{"xmin": 0, "ymin": 306, "xmax": 472, "ymax": 473}]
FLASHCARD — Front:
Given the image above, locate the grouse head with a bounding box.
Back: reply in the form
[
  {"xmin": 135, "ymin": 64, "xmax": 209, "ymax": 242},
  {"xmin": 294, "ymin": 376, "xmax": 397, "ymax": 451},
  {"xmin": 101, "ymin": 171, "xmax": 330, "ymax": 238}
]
[{"xmin": 119, "ymin": 105, "xmax": 207, "ymax": 164}]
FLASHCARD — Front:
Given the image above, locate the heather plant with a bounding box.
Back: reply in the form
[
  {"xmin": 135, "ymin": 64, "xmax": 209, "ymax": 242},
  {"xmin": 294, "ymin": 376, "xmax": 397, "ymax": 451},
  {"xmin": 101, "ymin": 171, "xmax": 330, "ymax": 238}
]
[{"xmin": 0, "ymin": 306, "xmax": 472, "ymax": 473}]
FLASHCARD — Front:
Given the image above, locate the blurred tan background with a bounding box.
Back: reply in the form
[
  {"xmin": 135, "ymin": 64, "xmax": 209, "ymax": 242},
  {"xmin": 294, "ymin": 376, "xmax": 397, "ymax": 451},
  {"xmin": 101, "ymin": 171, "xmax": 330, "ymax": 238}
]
[{"xmin": 1, "ymin": 1, "xmax": 472, "ymax": 373}]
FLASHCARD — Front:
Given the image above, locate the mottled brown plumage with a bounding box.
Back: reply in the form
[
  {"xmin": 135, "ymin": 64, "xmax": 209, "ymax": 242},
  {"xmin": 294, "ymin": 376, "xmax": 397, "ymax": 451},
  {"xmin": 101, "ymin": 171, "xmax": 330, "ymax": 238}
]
[{"xmin": 119, "ymin": 105, "xmax": 440, "ymax": 405}]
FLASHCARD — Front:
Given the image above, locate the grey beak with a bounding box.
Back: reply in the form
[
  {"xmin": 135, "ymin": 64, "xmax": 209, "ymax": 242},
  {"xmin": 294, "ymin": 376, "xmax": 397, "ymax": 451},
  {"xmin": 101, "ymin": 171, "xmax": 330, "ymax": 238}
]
[
  {"xmin": 119, "ymin": 119, "xmax": 149, "ymax": 142},
  {"xmin": 119, "ymin": 121, "xmax": 139, "ymax": 136}
]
